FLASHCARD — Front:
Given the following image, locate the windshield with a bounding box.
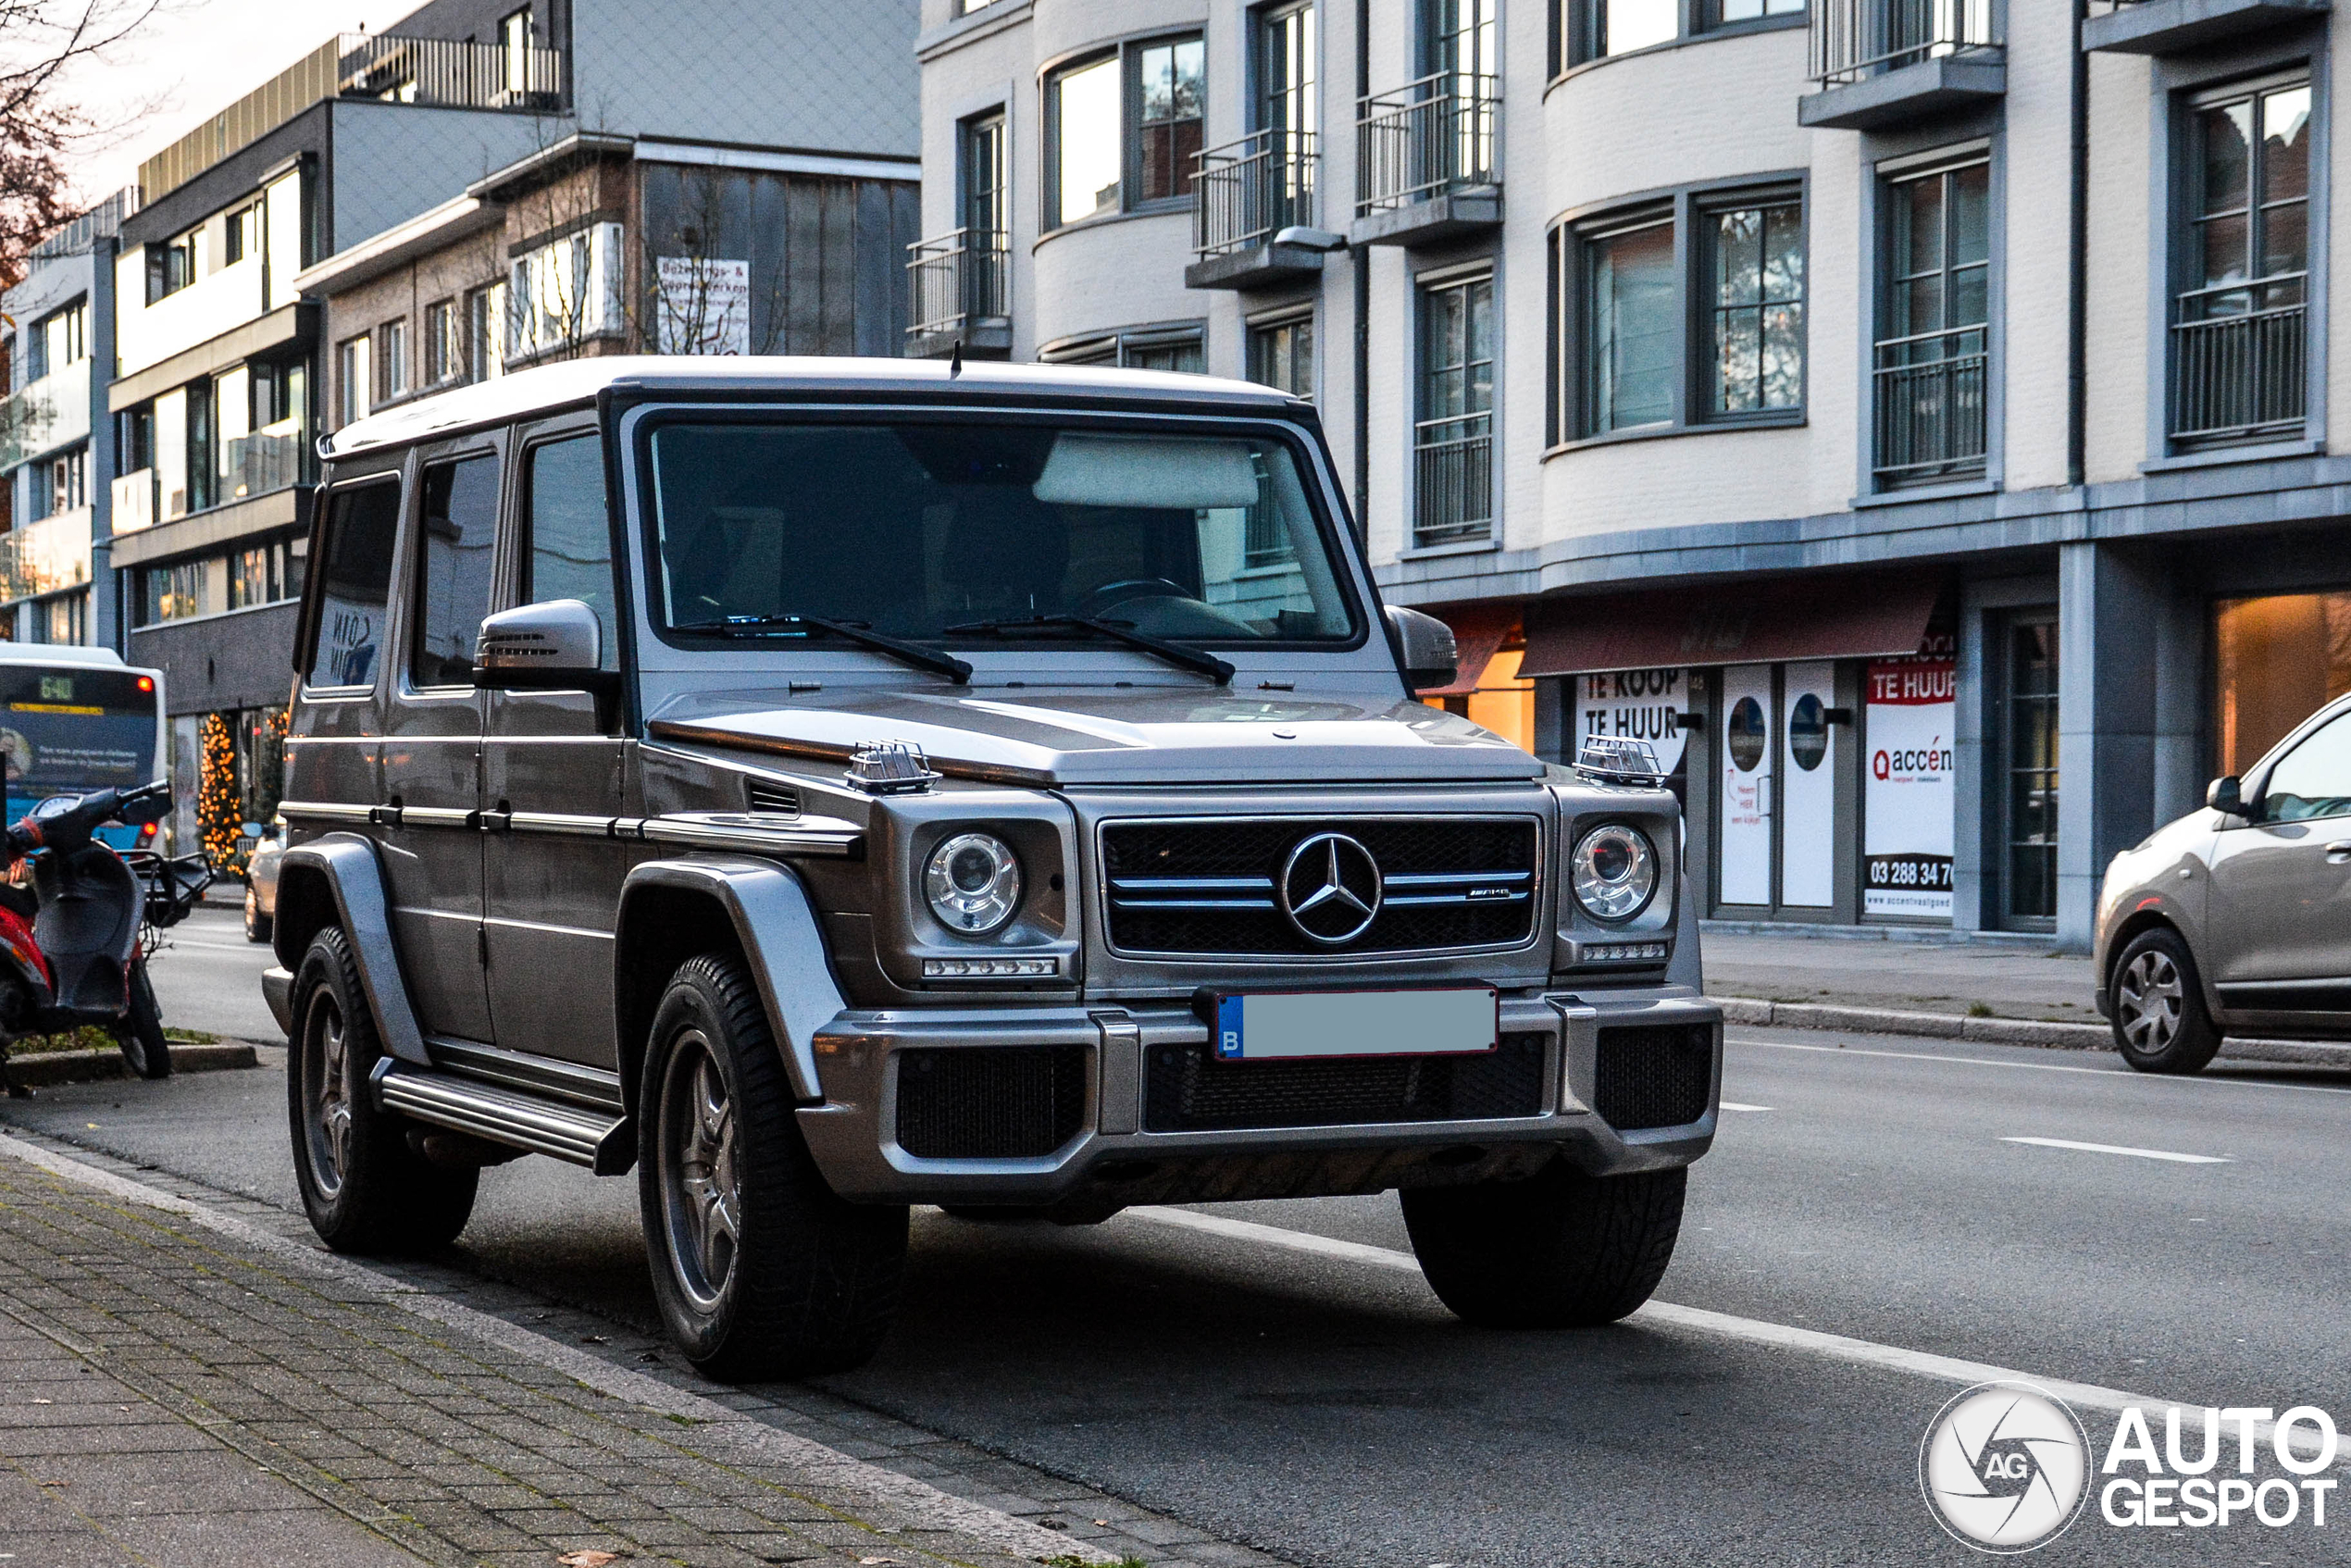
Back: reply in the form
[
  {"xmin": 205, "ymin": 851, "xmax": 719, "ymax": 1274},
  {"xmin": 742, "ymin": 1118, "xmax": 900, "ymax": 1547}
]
[{"xmin": 644, "ymin": 420, "xmax": 1358, "ymax": 646}]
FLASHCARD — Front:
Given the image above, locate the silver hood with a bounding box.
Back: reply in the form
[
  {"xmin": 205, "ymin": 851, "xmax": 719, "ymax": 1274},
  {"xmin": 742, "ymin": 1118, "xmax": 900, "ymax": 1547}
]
[{"xmin": 644, "ymin": 686, "xmax": 1546, "ymax": 788}]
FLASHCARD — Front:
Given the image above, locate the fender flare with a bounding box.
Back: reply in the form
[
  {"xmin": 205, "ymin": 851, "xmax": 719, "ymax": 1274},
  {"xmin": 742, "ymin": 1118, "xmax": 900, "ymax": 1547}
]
[
  {"xmin": 616, "ymin": 856, "xmax": 844, "ymax": 1104},
  {"xmin": 271, "ymin": 834, "xmax": 431, "ymax": 1066}
]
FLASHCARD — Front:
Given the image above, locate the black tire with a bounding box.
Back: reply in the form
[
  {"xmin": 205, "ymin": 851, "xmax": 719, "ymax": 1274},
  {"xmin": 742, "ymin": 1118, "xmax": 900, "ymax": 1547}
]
[
  {"xmin": 1400, "ymin": 1162, "xmax": 1687, "ymax": 1328},
  {"xmin": 2109, "ymin": 926, "xmax": 2223, "ymax": 1076},
  {"xmin": 639, "ymin": 952, "xmax": 906, "ymax": 1381},
  {"xmin": 244, "ymin": 892, "xmax": 272, "ymax": 944},
  {"xmin": 287, "ymin": 927, "xmax": 477, "ymax": 1251},
  {"xmin": 118, "ymin": 959, "xmax": 172, "ymax": 1080}
]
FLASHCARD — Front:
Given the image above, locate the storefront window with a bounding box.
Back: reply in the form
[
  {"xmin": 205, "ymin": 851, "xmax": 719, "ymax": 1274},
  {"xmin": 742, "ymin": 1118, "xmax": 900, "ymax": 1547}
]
[
  {"xmin": 2214, "ymin": 591, "xmax": 2351, "ymax": 776},
  {"xmin": 2003, "ymin": 617, "xmax": 2059, "ymax": 924}
]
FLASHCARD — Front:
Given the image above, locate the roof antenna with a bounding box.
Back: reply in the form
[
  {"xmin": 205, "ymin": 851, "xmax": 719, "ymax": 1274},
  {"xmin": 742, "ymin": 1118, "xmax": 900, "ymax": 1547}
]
[{"xmin": 948, "ymin": 340, "xmax": 964, "ymax": 380}]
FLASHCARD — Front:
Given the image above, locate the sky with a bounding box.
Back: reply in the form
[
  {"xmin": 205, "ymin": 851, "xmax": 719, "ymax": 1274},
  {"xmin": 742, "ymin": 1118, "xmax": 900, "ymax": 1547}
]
[{"xmin": 60, "ymin": 0, "xmax": 424, "ymax": 200}]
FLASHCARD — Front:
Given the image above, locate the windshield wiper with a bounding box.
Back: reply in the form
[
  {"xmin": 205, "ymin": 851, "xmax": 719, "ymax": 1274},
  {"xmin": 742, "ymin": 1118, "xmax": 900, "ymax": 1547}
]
[
  {"xmin": 670, "ymin": 614, "xmax": 972, "ymax": 684},
  {"xmin": 944, "ymin": 615, "xmax": 1235, "ymax": 686}
]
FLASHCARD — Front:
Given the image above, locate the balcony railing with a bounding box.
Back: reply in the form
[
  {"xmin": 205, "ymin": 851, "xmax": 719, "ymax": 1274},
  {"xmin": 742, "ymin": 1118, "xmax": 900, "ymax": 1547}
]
[
  {"xmin": 1872, "ymin": 327, "xmax": 1987, "ymax": 485},
  {"xmin": 110, "ymin": 468, "xmax": 155, "ymax": 536},
  {"xmin": 0, "ymin": 505, "xmax": 92, "ymax": 604},
  {"xmin": 1356, "ymin": 73, "xmax": 1499, "ymax": 216},
  {"xmin": 339, "ymin": 31, "xmax": 565, "ymax": 109},
  {"xmin": 1194, "ymin": 130, "xmax": 1319, "ymax": 257},
  {"xmin": 224, "ymin": 423, "xmax": 306, "ymax": 503},
  {"xmin": 1412, "ymin": 413, "xmax": 1493, "ymax": 548},
  {"xmin": 0, "ymin": 358, "xmax": 90, "ymax": 471},
  {"xmin": 2171, "ymin": 297, "xmax": 2307, "ymax": 442},
  {"xmin": 1810, "ymin": 0, "xmax": 1998, "ymax": 86},
  {"xmin": 905, "ymin": 228, "xmax": 1010, "ymax": 344}
]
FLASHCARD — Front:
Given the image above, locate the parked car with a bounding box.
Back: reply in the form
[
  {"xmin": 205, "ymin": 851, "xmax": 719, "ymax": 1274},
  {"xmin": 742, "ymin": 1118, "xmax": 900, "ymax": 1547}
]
[
  {"xmin": 261, "ymin": 357, "xmax": 1721, "ymax": 1380},
  {"xmin": 245, "ymin": 816, "xmax": 284, "ymax": 943},
  {"xmin": 2097, "ymin": 691, "xmax": 2351, "ymax": 1074}
]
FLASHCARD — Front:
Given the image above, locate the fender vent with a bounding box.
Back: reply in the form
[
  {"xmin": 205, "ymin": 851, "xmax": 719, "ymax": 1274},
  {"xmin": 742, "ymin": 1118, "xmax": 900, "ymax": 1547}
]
[
  {"xmin": 1593, "ymin": 1024, "xmax": 1714, "ymax": 1131},
  {"xmin": 743, "ymin": 778, "xmax": 800, "ymax": 815},
  {"xmin": 896, "ymin": 1046, "xmax": 1087, "ymax": 1158}
]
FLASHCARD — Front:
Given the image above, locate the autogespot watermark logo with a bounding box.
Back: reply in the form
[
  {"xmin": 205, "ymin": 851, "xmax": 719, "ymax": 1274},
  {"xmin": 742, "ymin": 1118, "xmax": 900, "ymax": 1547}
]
[
  {"xmin": 1921, "ymin": 1382, "xmax": 2093, "ymax": 1552},
  {"xmin": 1920, "ymin": 1386, "xmax": 2344, "ymax": 1552}
]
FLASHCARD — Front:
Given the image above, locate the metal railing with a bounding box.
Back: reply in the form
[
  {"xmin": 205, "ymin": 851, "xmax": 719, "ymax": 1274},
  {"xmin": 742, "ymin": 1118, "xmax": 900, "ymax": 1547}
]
[
  {"xmin": 1872, "ymin": 327, "xmax": 1987, "ymax": 484},
  {"xmin": 339, "ymin": 31, "xmax": 565, "ymax": 110},
  {"xmin": 905, "ymin": 228, "xmax": 1010, "ymax": 343},
  {"xmin": 1810, "ymin": 0, "xmax": 1998, "ymax": 87},
  {"xmin": 2171, "ymin": 296, "xmax": 2306, "ymax": 442},
  {"xmin": 1412, "ymin": 414, "xmax": 1493, "ymax": 547},
  {"xmin": 1356, "ymin": 73, "xmax": 1499, "ymax": 216},
  {"xmin": 0, "ymin": 505, "xmax": 91, "ymax": 604},
  {"xmin": 1193, "ymin": 130, "xmax": 1318, "ymax": 257},
  {"xmin": 110, "ymin": 469, "xmax": 155, "ymax": 536}
]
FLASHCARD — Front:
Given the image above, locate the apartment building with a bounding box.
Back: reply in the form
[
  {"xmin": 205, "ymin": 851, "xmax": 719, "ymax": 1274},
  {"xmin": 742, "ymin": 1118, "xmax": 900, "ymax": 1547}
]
[
  {"xmin": 0, "ymin": 191, "xmax": 138, "ymax": 650},
  {"xmin": 913, "ymin": 0, "xmax": 2351, "ymax": 947}
]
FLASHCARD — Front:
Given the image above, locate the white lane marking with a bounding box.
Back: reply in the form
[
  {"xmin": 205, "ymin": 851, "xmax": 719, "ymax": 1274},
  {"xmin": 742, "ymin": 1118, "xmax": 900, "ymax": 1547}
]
[
  {"xmin": 2000, "ymin": 1136, "xmax": 2231, "ymax": 1165},
  {"xmin": 1718, "ymin": 1101, "xmax": 1773, "ymax": 1113},
  {"xmin": 1118, "ymin": 1205, "xmax": 2328, "ymax": 1450},
  {"xmin": 158, "ymin": 940, "xmax": 268, "ymax": 953},
  {"xmin": 1731, "ymin": 1033, "xmax": 2351, "ymax": 1098}
]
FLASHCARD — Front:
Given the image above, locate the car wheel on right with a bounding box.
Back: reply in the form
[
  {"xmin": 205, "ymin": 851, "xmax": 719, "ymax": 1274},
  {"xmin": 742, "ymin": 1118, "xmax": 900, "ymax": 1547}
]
[
  {"xmin": 1401, "ymin": 1162, "xmax": 1686, "ymax": 1328},
  {"xmin": 2109, "ymin": 927, "xmax": 2223, "ymax": 1076}
]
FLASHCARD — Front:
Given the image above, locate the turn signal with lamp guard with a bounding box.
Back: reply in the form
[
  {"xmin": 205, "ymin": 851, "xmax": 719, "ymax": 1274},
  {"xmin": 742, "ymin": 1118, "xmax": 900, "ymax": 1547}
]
[{"xmin": 923, "ymin": 956, "xmax": 1056, "ymax": 978}]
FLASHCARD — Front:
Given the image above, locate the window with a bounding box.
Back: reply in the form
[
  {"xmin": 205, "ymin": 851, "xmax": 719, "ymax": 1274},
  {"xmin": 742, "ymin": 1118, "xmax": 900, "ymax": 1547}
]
[
  {"xmin": 1124, "ymin": 335, "xmax": 1205, "ymax": 373},
  {"xmin": 467, "ymin": 283, "xmax": 507, "ymax": 382},
  {"xmin": 426, "ymin": 300, "xmax": 463, "ymax": 386},
  {"xmin": 1259, "ymin": 3, "xmax": 1317, "ymax": 140},
  {"xmin": 1710, "ymin": 0, "xmax": 1804, "ymax": 24},
  {"xmin": 34, "ymin": 448, "xmax": 86, "ymax": 516},
  {"xmin": 2257, "ymin": 711, "xmax": 2351, "ymax": 822},
  {"xmin": 336, "ymin": 336, "xmax": 370, "ymax": 429},
  {"xmin": 1574, "ymin": 0, "xmax": 1675, "ymax": 62},
  {"xmin": 509, "ymin": 222, "xmax": 625, "ymax": 360},
  {"xmin": 1416, "ymin": 270, "xmax": 1494, "ymax": 547},
  {"xmin": 185, "ymin": 378, "xmax": 216, "ymax": 514},
  {"xmin": 224, "ymin": 202, "xmax": 260, "ymax": 266},
  {"xmin": 141, "ymin": 560, "xmax": 211, "ymax": 626},
  {"xmin": 305, "ymin": 480, "xmax": 400, "ymax": 688},
  {"xmin": 1048, "ymin": 55, "xmax": 1122, "ymax": 228},
  {"xmin": 34, "ymin": 591, "xmax": 85, "ymax": 646},
  {"xmin": 501, "ymin": 7, "xmax": 531, "ymax": 93},
  {"xmin": 413, "ymin": 454, "xmax": 501, "ymax": 688},
  {"xmin": 228, "ymin": 541, "xmax": 278, "ymax": 611},
  {"xmin": 958, "ymin": 111, "xmax": 1010, "ymax": 321},
  {"xmin": 2173, "ymin": 77, "xmax": 2311, "ymax": 444},
  {"xmin": 523, "ymin": 436, "xmax": 617, "ymax": 669},
  {"xmin": 1708, "ymin": 197, "xmax": 1805, "ymax": 415},
  {"xmin": 959, "ymin": 0, "xmax": 1002, "ymax": 10},
  {"xmin": 2001, "ymin": 616, "xmax": 2059, "ymax": 925},
  {"xmin": 1560, "ymin": 0, "xmax": 1800, "ymax": 70},
  {"xmin": 2214, "ymin": 591, "xmax": 2351, "ymax": 776},
  {"xmin": 379, "ymin": 319, "xmax": 408, "ymax": 401},
  {"xmin": 1875, "ymin": 156, "xmax": 1988, "ymax": 486},
  {"xmin": 1249, "ymin": 312, "xmax": 1314, "ymax": 399},
  {"xmin": 146, "ymin": 230, "xmax": 199, "ymax": 303},
  {"xmin": 1584, "ymin": 215, "xmax": 1675, "ymax": 433},
  {"xmin": 1132, "ymin": 37, "xmax": 1205, "ymax": 206},
  {"xmin": 28, "ymin": 302, "xmax": 85, "ymax": 380}
]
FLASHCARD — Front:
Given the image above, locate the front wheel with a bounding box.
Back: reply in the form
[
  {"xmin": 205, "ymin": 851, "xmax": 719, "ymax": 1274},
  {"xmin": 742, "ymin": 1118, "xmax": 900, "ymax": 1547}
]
[
  {"xmin": 117, "ymin": 959, "xmax": 172, "ymax": 1080},
  {"xmin": 244, "ymin": 891, "xmax": 272, "ymax": 944},
  {"xmin": 1401, "ymin": 1162, "xmax": 1686, "ymax": 1328},
  {"xmin": 2110, "ymin": 927, "xmax": 2222, "ymax": 1075},
  {"xmin": 639, "ymin": 952, "xmax": 906, "ymax": 1380}
]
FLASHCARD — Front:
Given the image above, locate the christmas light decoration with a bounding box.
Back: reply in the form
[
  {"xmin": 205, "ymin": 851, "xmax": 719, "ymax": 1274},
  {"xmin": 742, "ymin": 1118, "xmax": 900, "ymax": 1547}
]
[{"xmin": 196, "ymin": 712, "xmax": 242, "ymax": 876}]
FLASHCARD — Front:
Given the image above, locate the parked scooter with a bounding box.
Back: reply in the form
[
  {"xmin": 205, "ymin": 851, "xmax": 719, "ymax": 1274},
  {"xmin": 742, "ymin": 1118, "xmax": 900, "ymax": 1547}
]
[{"xmin": 0, "ymin": 779, "xmax": 210, "ymax": 1091}]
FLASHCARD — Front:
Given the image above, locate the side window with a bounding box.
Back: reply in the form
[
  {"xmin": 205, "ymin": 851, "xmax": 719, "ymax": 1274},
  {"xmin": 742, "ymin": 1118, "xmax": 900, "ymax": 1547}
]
[
  {"xmin": 2258, "ymin": 712, "xmax": 2351, "ymax": 823},
  {"xmin": 523, "ymin": 436, "xmax": 616, "ymax": 670},
  {"xmin": 411, "ymin": 453, "xmax": 501, "ymax": 688},
  {"xmin": 305, "ymin": 480, "xmax": 400, "ymax": 689}
]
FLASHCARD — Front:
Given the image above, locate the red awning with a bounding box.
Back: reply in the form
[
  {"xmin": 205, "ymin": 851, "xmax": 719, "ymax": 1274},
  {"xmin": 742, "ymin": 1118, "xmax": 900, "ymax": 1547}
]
[
  {"xmin": 1420, "ymin": 601, "xmax": 1519, "ymax": 697},
  {"xmin": 1520, "ymin": 572, "xmax": 1948, "ymax": 678}
]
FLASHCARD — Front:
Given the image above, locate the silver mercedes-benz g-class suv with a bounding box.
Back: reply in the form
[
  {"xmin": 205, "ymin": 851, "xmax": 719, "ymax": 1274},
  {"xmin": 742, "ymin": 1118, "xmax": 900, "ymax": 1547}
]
[{"xmin": 263, "ymin": 358, "xmax": 1720, "ymax": 1379}]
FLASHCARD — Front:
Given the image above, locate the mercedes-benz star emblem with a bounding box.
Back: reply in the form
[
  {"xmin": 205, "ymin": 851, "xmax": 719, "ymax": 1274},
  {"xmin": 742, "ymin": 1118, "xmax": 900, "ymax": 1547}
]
[{"xmin": 1279, "ymin": 832, "xmax": 1384, "ymax": 945}]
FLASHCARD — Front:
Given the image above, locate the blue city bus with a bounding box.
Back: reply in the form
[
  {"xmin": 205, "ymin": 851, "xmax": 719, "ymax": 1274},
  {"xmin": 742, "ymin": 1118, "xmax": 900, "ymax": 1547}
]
[{"xmin": 0, "ymin": 646, "xmax": 166, "ymax": 852}]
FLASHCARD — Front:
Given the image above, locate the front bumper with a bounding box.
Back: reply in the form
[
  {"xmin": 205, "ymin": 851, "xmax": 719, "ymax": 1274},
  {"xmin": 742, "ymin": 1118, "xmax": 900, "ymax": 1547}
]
[{"xmin": 797, "ymin": 985, "xmax": 1722, "ymax": 1206}]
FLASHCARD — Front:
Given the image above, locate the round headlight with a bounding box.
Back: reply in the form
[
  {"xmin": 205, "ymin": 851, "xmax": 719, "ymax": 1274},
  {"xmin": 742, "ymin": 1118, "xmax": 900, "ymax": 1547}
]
[
  {"xmin": 1571, "ymin": 823, "xmax": 1658, "ymax": 922},
  {"xmin": 925, "ymin": 832, "xmax": 1022, "ymax": 936}
]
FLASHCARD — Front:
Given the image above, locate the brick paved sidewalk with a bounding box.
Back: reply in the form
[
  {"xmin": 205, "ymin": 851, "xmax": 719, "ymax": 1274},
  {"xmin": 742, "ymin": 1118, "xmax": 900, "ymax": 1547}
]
[{"xmin": 0, "ymin": 1148, "xmax": 1116, "ymax": 1568}]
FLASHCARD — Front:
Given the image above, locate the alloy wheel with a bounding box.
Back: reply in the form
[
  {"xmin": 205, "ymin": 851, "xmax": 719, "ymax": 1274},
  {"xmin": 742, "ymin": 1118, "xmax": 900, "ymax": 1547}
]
[
  {"xmin": 658, "ymin": 1030, "xmax": 740, "ymax": 1313},
  {"xmin": 300, "ymin": 987, "xmax": 352, "ymax": 1198},
  {"xmin": 2116, "ymin": 950, "xmax": 2184, "ymax": 1052}
]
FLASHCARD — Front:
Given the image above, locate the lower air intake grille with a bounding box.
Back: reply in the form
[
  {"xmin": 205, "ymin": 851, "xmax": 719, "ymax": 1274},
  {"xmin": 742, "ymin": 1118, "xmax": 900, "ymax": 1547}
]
[
  {"xmin": 896, "ymin": 1046, "xmax": 1088, "ymax": 1158},
  {"xmin": 1143, "ymin": 1034, "xmax": 1548, "ymax": 1133},
  {"xmin": 1592, "ymin": 1024, "xmax": 1714, "ymax": 1131}
]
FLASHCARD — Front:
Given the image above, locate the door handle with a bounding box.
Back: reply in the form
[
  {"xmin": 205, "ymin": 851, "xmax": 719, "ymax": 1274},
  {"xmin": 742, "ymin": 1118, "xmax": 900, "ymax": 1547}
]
[{"xmin": 2326, "ymin": 840, "xmax": 2351, "ymax": 864}]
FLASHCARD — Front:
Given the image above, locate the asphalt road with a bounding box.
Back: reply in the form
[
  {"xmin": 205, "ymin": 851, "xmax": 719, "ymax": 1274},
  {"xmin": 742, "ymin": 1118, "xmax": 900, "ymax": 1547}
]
[{"xmin": 12, "ymin": 927, "xmax": 2351, "ymax": 1565}]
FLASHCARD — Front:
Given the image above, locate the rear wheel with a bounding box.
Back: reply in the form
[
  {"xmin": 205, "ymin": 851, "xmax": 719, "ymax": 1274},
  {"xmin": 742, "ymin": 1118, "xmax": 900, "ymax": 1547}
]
[
  {"xmin": 287, "ymin": 927, "xmax": 477, "ymax": 1251},
  {"xmin": 2110, "ymin": 927, "xmax": 2222, "ymax": 1076},
  {"xmin": 639, "ymin": 952, "xmax": 905, "ymax": 1380},
  {"xmin": 1401, "ymin": 1162, "xmax": 1686, "ymax": 1328},
  {"xmin": 116, "ymin": 959, "xmax": 172, "ymax": 1080},
  {"xmin": 244, "ymin": 891, "xmax": 272, "ymax": 944}
]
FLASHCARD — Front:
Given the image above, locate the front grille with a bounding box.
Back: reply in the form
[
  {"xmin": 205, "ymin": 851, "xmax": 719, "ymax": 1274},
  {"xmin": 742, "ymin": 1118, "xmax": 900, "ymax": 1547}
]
[
  {"xmin": 895, "ymin": 1046, "xmax": 1088, "ymax": 1158},
  {"xmin": 1143, "ymin": 1033, "xmax": 1547, "ymax": 1132},
  {"xmin": 1102, "ymin": 816, "xmax": 1539, "ymax": 956},
  {"xmin": 1592, "ymin": 1024, "xmax": 1714, "ymax": 1131}
]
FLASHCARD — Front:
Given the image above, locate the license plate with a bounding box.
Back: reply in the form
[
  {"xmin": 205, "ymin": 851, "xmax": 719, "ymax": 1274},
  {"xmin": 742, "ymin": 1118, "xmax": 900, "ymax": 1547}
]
[{"xmin": 1208, "ymin": 987, "xmax": 1499, "ymax": 1062}]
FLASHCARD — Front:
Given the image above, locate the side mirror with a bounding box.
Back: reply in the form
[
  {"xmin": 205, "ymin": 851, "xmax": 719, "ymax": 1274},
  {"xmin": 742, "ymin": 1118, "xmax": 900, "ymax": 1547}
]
[
  {"xmin": 1386, "ymin": 605, "xmax": 1458, "ymax": 692},
  {"xmin": 2207, "ymin": 775, "xmax": 2244, "ymax": 815},
  {"xmin": 473, "ymin": 600, "xmax": 621, "ymax": 723},
  {"xmin": 118, "ymin": 792, "xmax": 170, "ymax": 828}
]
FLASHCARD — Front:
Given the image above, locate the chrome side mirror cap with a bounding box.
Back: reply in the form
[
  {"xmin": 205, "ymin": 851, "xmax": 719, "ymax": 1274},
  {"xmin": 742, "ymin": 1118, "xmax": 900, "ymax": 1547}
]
[
  {"xmin": 474, "ymin": 600, "xmax": 621, "ymax": 725},
  {"xmin": 1386, "ymin": 605, "xmax": 1458, "ymax": 692}
]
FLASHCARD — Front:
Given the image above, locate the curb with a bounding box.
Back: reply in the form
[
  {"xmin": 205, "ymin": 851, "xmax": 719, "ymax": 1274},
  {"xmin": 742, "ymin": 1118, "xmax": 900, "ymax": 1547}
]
[
  {"xmin": 1715, "ymin": 997, "xmax": 2351, "ymax": 1066},
  {"xmin": 6, "ymin": 1039, "xmax": 260, "ymax": 1086}
]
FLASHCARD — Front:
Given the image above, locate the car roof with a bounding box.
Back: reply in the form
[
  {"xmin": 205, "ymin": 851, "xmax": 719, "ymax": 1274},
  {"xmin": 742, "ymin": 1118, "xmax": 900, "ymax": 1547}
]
[{"xmin": 320, "ymin": 355, "xmax": 1312, "ymax": 460}]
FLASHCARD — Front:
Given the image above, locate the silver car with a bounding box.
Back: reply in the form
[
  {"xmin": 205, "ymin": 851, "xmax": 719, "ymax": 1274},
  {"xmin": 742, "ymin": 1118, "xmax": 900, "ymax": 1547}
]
[
  {"xmin": 244, "ymin": 816, "xmax": 283, "ymax": 943},
  {"xmin": 2096, "ymin": 691, "xmax": 2351, "ymax": 1073},
  {"xmin": 261, "ymin": 358, "xmax": 1721, "ymax": 1379}
]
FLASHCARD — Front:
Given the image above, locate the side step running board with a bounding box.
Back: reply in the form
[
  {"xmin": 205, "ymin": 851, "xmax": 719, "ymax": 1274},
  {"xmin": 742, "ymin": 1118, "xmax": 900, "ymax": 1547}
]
[{"xmin": 371, "ymin": 1059, "xmax": 635, "ymax": 1174}]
